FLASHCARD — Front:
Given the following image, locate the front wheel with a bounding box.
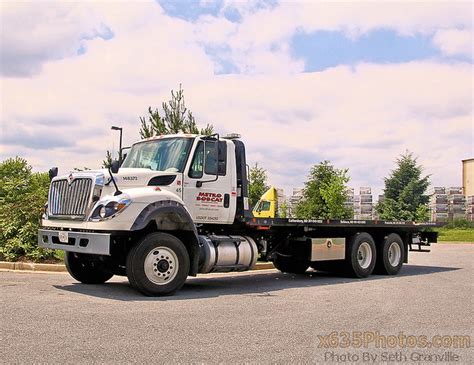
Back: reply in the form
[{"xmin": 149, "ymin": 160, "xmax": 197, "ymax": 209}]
[
  {"xmin": 126, "ymin": 232, "xmax": 190, "ymax": 296},
  {"xmin": 65, "ymin": 252, "xmax": 114, "ymax": 284}
]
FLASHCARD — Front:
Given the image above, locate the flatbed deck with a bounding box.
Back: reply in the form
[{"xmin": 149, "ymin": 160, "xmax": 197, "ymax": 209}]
[{"xmin": 246, "ymin": 217, "xmax": 441, "ymax": 229}]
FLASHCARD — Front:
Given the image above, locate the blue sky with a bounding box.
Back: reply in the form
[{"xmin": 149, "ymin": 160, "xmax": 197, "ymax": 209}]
[
  {"xmin": 291, "ymin": 29, "xmax": 440, "ymax": 72},
  {"xmin": 1, "ymin": 1, "xmax": 472, "ymax": 198},
  {"xmin": 159, "ymin": 0, "xmax": 278, "ymax": 22},
  {"xmin": 157, "ymin": 0, "xmax": 471, "ymax": 74}
]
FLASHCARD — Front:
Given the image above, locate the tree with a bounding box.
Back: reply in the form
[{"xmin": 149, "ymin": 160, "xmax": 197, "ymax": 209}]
[
  {"xmin": 279, "ymin": 201, "xmax": 288, "ymax": 218},
  {"xmin": 102, "ymin": 150, "xmax": 113, "ymax": 168},
  {"xmin": 295, "ymin": 161, "xmax": 352, "ymax": 219},
  {"xmin": 376, "ymin": 151, "xmax": 430, "ymax": 221},
  {"xmin": 248, "ymin": 163, "xmax": 269, "ymax": 208},
  {"xmin": 0, "ymin": 157, "xmax": 56, "ymax": 261},
  {"xmin": 139, "ymin": 84, "xmax": 213, "ymax": 138}
]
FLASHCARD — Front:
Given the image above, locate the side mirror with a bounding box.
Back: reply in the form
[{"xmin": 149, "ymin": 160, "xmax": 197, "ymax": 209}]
[
  {"xmin": 196, "ymin": 138, "xmax": 220, "ymax": 187},
  {"xmin": 48, "ymin": 167, "xmax": 58, "ymax": 181},
  {"xmin": 110, "ymin": 160, "xmax": 120, "ymax": 174}
]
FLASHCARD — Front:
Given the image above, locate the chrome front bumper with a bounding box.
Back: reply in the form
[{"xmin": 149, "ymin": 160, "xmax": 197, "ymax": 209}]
[{"xmin": 38, "ymin": 229, "xmax": 111, "ymax": 255}]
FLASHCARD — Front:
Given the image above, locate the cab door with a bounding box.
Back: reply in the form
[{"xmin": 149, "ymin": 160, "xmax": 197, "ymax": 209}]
[{"xmin": 183, "ymin": 139, "xmax": 236, "ymax": 224}]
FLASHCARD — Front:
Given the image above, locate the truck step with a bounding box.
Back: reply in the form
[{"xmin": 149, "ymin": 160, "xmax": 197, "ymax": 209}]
[{"xmin": 211, "ymin": 264, "xmax": 248, "ymax": 272}]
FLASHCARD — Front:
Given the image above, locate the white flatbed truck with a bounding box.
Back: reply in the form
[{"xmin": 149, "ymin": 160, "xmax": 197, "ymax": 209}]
[{"xmin": 38, "ymin": 134, "xmax": 438, "ymax": 296}]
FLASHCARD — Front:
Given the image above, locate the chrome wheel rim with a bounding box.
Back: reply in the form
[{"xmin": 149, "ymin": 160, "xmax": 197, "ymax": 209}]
[
  {"xmin": 388, "ymin": 242, "xmax": 401, "ymax": 267},
  {"xmin": 357, "ymin": 242, "xmax": 372, "ymax": 269},
  {"xmin": 144, "ymin": 247, "xmax": 179, "ymax": 285}
]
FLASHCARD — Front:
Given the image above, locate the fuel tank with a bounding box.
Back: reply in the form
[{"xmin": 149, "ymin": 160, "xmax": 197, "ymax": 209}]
[{"xmin": 198, "ymin": 235, "xmax": 258, "ymax": 273}]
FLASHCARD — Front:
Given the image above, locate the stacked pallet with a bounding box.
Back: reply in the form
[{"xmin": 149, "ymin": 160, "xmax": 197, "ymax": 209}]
[
  {"xmin": 276, "ymin": 188, "xmax": 287, "ymax": 218},
  {"xmin": 288, "ymin": 188, "xmax": 304, "ymax": 217},
  {"xmin": 357, "ymin": 187, "xmax": 373, "ymax": 220},
  {"xmin": 428, "ymin": 187, "xmax": 448, "ymax": 222},
  {"xmin": 344, "ymin": 188, "xmax": 355, "ymax": 217},
  {"xmin": 352, "ymin": 194, "xmax": 361, "ymax": 218},
  {"xmin": 447, "ymin": 187, "xmax": 465, "ymax": 221},
  {"xmin": 467, "ymin": 196, "xmax": 474, "ymax": 222}
]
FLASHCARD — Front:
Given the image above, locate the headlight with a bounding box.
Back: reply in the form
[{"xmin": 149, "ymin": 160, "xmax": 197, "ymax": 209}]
[
  {"xmin": 99, "ymin": 206, "xmax": 107, "ymax": 218},
  {"xmin": 89, "ymin": 195, "xmax": 131, "ymax": 221}
]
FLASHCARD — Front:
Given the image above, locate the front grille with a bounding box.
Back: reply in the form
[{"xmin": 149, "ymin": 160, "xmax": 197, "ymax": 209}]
[{"xmin": 49, "ymin": 178, "xmax": 93, "ymax": 218}]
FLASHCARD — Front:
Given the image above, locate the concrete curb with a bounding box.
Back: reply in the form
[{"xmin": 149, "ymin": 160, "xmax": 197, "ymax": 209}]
[
  {"xmin": 437, "ymin": 241, "xmax": 474, "ymax": 244},
  {"xmin": 0, "ymin": 261, "xmax": 274, "ymax": 273},
  {"xmin": 0, "ymin": 261, "xmax": 67, "ymax": 272},
  {"xmin": 252, "ymin": 262, "xmax": 275, "ymax": 270}
]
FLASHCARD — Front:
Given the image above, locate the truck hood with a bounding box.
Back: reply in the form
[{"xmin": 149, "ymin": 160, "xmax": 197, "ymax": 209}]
[
  {"xmin": 52, "ymin": 168, "xmax": 183, "ymax": 202},
  {"xmin": 109, "ymin": 168, "xmax": 180, "ymax": 188},
  {"xmin": 54, "ymin": 168, "xmax": 181, "ymax": 188}
]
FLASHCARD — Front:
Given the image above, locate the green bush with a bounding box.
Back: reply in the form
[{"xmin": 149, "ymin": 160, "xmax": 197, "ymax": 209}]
[
  {"xmin": 0, "ymin": 157, "xmax": 57, "ymax": 262},
  {"xmin": 444, "ymin": 218, "xmax": 474, "ymax": 230}
]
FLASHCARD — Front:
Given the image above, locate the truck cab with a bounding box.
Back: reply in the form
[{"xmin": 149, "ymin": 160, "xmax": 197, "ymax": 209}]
[
  {"xmin": 253, "ymin": 186, "xmax": 278, "ymax": 218},
  {"xmin": 39, "ymin": 134, "xmax": 257, "ymax": 295},
  {"xmin": 42, "ymin": 134, "xmax": 249, "ymax": 230},
  {"xmin": 121, "ymin": 134, "xmax": 240, "ymax": 224}
]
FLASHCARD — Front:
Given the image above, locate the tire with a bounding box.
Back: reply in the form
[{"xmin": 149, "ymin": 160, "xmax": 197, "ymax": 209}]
[
  {"xmin": 374, "ymin": 233, "xmax": 404, "ymax": 275},
  {"xmin": 273, "ymin": 254, "xmax": 309, "ymax": 274},
  {"xmin": 65, "ymin": 252, "xmax": 114, "ymax": 284},
  {"xmin": 344, "ymin": 232, "xmax": 376, "ymax": 278},
  {"xmin": 126, "ymin": 232, "xmax": 190, "ymax": 296}
]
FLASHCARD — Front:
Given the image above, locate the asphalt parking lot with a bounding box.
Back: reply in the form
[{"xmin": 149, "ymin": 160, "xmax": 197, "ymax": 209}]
[{"xmin": 1, "ymin": 243, "xmax": 473, "ymax": 364}]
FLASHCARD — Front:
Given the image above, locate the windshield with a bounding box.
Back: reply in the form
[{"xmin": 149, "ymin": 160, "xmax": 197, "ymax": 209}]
[
  {"xmin": 121, "ymin": 138, "xmax": 193, "ymax": 172},
  {"xmin": 254, "ymin": 201, "xmax": 271, "ymax": 212}
]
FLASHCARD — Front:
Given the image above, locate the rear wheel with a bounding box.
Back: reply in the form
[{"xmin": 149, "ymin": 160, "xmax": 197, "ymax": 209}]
[
  {"xmin": 344, "ymin": 233, "xmax": 376, "ymax": 278},
  {"xmin": 126, "ymin": 232, "xmax": 189, "ymax": 296},
  {"xmin": 273, "ymin": 254, "xmax": 309, "ymax": 274},
  {"xmin": 65, "ymin": 252, "xmax": 114, "ymax": 284},
  {"xmin": 374, "ymin": 233, "xmax": 404, "ymax": 275}
]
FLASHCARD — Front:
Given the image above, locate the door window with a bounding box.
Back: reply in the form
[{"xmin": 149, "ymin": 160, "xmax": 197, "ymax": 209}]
[
  {"xmin": 204, "ymin": 141, "xmax": 227, "ymax": 176},
  {"xmin": 188, "ymin": 141, "xmax": 227, "ymax": 178},
  {"xmin": 189, "ymin": 142, "xmax": 204, "ymax": 178}
]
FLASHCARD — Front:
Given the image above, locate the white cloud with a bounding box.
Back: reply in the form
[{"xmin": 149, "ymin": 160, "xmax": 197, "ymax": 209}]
[
  {"xmin": 0, "ymin": 1, "xmax": 112, "ymax": 77},
  {"xmin": 433, "ymin": 29, "xmax": 473, "ymax": 58},
  {"xmin": 294, "ymin": 1, "xmax": 471, "ymax": 37},
  {"xmin": 0, "ymin": 0, "xmax": 472, "ymax": 199},
  {"xmin": 193, "ymin": 1, "xmax": 473, "ymax": 74}
]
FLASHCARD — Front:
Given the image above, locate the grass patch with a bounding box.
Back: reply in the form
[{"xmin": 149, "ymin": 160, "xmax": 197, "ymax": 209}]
[{"xmin": 437, "ymin": 228, "xmax": 474, "ymax": 242}]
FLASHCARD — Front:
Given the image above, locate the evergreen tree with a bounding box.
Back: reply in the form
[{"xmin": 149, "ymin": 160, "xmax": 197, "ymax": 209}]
[
  {"xmin": 102, "ymin": 150, "xmax": 113, "ymax": 168},
  {"xmin": 139, "ymin": 84, "xmax": 213, "ymax": 138},
  {"xmin": 377, "ymin": 151, "xmax": 430, "ymax": 221}
]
